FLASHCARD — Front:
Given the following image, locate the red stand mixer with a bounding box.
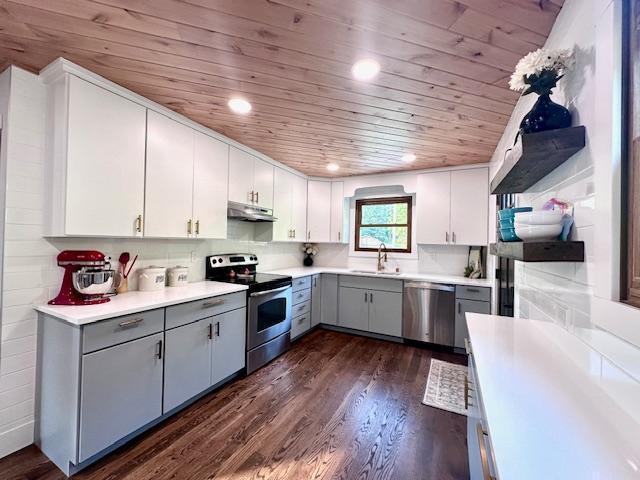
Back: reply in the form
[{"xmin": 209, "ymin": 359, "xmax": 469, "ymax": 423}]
[{"xmin": 49, "ymin": 250, "xmax": 116, "ymax": 305}]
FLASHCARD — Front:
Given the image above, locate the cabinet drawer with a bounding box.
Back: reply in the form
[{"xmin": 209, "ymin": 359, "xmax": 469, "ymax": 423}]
[
  {"xmin": 292, "ymin": 276, "xmax": 311, "ymax": 292},
  {"xmin": 339, "ymin": 275, "xmax": 403, "ymax": 293},
  {"xmin": 291, "ymin": 313, "xmax": 311, "ymax": 340},
  {"xmin": 455, "ymin": 285, "xmax": 491, "ymax": 302},
  {"xmin": 292, "ymin": 288, "xmax": 311, "ymax": 305},
  {"xmin": 292, "ymin": 300, "xmax": 311, "ymax": 318},
  {"xmin": 83, "ymin": 309, "xmax": 164, "ymax": 354},
  {"xmin": 165, "ymin": 292, "xmax": 246, "ymax": 329}
]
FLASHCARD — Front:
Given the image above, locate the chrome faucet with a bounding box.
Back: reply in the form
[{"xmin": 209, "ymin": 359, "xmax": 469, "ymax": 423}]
[{"xmin": 377, "ymin": 242, "xmax": 388, "ymax": 272}]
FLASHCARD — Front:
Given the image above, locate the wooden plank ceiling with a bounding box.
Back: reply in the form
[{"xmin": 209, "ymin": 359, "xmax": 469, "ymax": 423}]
[{"xmin": 0, "ymin": 0, "xmax": 564, "ymax": 177}]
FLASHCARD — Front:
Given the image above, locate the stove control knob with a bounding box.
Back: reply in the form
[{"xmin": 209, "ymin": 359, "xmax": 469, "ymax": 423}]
[
  {"xmin": 211, "ymin": 259, "xmax": 217, "ymax": 264},
  {"xmin": 218, "ymin": 258, "xmax": 224, "ymax": 263}
]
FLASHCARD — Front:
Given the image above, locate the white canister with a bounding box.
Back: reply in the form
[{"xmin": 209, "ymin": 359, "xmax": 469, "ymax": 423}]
[
  {"xmin": 138, "ymin": 266, "xmax": 166, "ymax": 291},
  {"xmin": 167, "ymin": 266, "xmax": 189, "ymax": 287}
]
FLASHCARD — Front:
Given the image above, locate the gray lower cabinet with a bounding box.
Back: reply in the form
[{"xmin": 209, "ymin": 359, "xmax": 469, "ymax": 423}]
[
  {"xmin": 454, "ymin": 298, "xmax": 490, "ymax": 349},
  {"xmin": 291, "ymin": 312, "xmax": 311, "ymax": 339},
  {"xmin": 320, "ymin": 274, "xmax": 338, "ymax": 325},
  {"xmin": 338, "ymin": 287, "xmax": 370, "ymax": 331},
  {"xmin": 368, "ymin": 290, "xmax": 402, "ymax": 337},
  {"xmin": 211, "ymin": 308, "xmax": 246, "ymax": 385},
  {"xmin": 310, "ymin": 274, "xmax": 322, "ymax": 327},
  {"xmin": 163, "ymin": 319, "xmax": 212, "ymax": 414},
  {"xmin": 79, "ymin": 332, "xmax": 164, "ymax": 462}
]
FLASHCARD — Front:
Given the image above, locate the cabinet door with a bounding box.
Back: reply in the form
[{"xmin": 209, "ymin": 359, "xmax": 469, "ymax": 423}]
[
  {"xmin": 193, "ymin": 131, "xmax": 229, "ymax": 239},
  {"xmin": 228, "ymin": 146, "xmax": 255, "ymax": 205},
  {"xmin": 290, "ymin": 174, "xmax": 307, "ymax": 241},
  {"xmin": 338, "ymin": 287, "xmax": 369, "ymax": 331},
  {"xmin": 330, "ymin": 181, "xmax": 347, "ymax": 243},
  {"xmin": 321, "ymin": 274, "xmax": 338, "ymax": 325},
  {"xmin": 253, "ymin": 157, "xmax": 274, "ymax": 210},
  {"xmin": 79, "ymin": 333, "xmax": 163, "ymax": 462},
  {"xmin": 368, "ymin": 290, "xmax": 403, "ymax": 337},
  {"xmin": 307, "ymin": 181, "xmax": 332, "ymax": 242},
  {"xmin": 145, "ymin": 111, "xmax": 194, "ymax": 238},
  {"xmin": 66, "ymin": 76, "xmax": 146, "ymax": 236},
  {"xmin": 211, "ymin": 308, "xmax": 246, "ymax": 386},
  {"xmin": 416, "ymin": 171, "xmax": 451, "ymax": 245},
  {"xmin": 311, "ymin": 274, "xmax": 322, "ymax": 327},
  {"xmin": 272, "ymin": 168, "xmax": 293, "ymax": 241},
  {"xmin": 450, "ymin": 168, "xmax": 489, "ymax": 246},
  {"xmin": 455, "ymin": 299, "xmax": 490, "ymax": 349},
  {"xmin": 163, "ymin": 319, "xmax": 212, "ymax": 413}
]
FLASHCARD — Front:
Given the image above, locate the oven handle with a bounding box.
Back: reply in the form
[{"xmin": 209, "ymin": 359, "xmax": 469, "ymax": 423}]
[{"xmin": 249, "ymin": 285, "xmax": 291, "ymax": 297}]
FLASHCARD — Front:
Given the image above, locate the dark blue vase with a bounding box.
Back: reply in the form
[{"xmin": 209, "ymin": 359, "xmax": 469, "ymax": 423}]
[
  {"xmin": 303, "ymin": 255, "xmax": 313, "ymax": 267},
  {"xmin": 520, "ymin": 93, "xmax": 572, "ymax": 134}
]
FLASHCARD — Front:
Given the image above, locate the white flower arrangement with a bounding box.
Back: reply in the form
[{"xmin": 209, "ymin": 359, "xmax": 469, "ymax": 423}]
[
  {"xmin": 509, "ymin": 48, "xmax": 575, "ymax": 95},
  {"xmin": 301, "ymin": 243, "xmax": 319, "ymax": 256}
]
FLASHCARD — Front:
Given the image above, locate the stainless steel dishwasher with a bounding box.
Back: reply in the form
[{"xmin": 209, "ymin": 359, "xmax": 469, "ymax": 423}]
[{"xmin": 402, "ymin": 282, "xmax": 456, "ymax": 346}]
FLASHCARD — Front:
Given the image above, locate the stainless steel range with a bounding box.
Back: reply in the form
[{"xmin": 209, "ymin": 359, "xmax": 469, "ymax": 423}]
[{"xmin": 205, "ymin": 254, "xmax": 292, "ymax": 374}]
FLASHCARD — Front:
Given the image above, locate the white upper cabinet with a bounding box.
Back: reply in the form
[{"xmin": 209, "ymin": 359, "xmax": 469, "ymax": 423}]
[
  {"xmin": 306, "ymin": 180, "xmax": 331, "ymax": 242},
  {"xmin": 228, "ymin": 146, "xmax": 274, "ymax": 210},
  {"xmin": 193, "ymin": 131, "xmax": 229, "ymax": 239},
  {"xmin": 272, "ymin": 168, "xmax": 307, "ymax": 242},
  {"xmin": 416, "ymin": 168, "xmax": 488, "ymax": 246},
  {"xmin": 291, "ymin": 174, "xmax": 308, "ymax": 241},
  {"xmin": 330, "ymin": 181, "xmax": 348, "ymax": 244},
  {"xmin": 145, "ymin": 111, "xmax": 195, "ymax": 238},
  {"xmin": 450, "ymin": 168, "xmax": 489, "ymax": 246},
  {"xmin": 57, "ymin": 75, "xmax": 146, "ymax": 236},
  {"xmin": 416, "ymin": 171, "xmax": 451, "ymax": 245}
]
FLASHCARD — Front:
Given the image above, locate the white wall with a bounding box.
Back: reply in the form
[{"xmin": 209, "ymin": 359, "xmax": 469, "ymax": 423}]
[{"xmin": 490, "ymin": 0, "xmax": 640, "ymax": 400}]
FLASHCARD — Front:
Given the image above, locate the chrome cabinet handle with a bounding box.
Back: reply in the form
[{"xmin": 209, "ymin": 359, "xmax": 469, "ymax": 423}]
[
  {"xmin": 466, "ymin": 288, "xmax": 480, "ymax": 293},
  {"xmin": 293, "ymin": 229, "xmax": 296, "ymax": 238},
  {"xmin": 207, "ymin": 323, "xmax": 213, "ymax": 339},
  {"xmin": 476, "ymin": 423, "xmax": 495, "ymax": 480},
  {"xmin": 452, "ymin": 232, "xmax": 456, "ymax": 243},
  {"xmin": 313, "ymin": 277, "xmax": 317, "ymax": 287},
  {"xmin": 136, "ymin": 215, "xmax": 143, "ymax": 233},
  {"xmin": 364, "ymin": 292, "xmax": 368, "ymax": 303},
  {"xmin": 255, "ymin": 191, "xmax": 259, "ymax": 204},
  {"xmin": 370, "ymin": 292, "xmax": 373, "ymax": 303},
  {"xmin": 308, "ymin": 231, "xmax": 311, "ymax": 240},
  {"xmin": 338, "ymin": 231, "xmax": 341, "ymax": 242},
  {"xmin": 445, "ymin": 232, "xmax": 449, "ymax": 243},
  {"xmin": 465, "ymin": 338, "xmax": 472, "ymax": 355},
  {"xmin": 156, "ymin": 340, "xmax": 163, "ymax": 360},
  {"xmin": 195, "ymin": 220, "xmax": 200, "ymax": 235},
  {"xmin": 215, "ymin": 321, "xmax": 220, "ymax": 337},
  {"xmin": 202, "ymin": 299, "xmax": 224, "ymax": 308},
  {"xmin": 458, "ymin": 301, "xmax": 461, "ymax": 314},
  {"xmin": 187, "ymin": 219, "xmax": 193, "ymax": 235},
  {"xmin": 118, "ymin": 318, "xmax": 143, "ymax": 328}
]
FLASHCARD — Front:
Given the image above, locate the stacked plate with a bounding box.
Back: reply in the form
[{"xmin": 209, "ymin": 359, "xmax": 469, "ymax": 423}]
[
  {"xmin": 514, "ymin": 211, "xmax": 564, "ymax": 241},
  {"xmin": 498, "ymin": 207, "xmax": 532, "ymax": 242}
]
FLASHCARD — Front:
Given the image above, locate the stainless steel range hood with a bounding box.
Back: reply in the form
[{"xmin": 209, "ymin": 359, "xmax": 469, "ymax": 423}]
[{"xmin": 227, "ymin": 201, "xmax": 277, "ymax": 222}]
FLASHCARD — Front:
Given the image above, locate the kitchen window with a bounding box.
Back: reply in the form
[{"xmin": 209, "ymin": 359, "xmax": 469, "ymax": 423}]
[{"xmin": 354, "ymin": 196, "xmax": 412, "ymax": 253}]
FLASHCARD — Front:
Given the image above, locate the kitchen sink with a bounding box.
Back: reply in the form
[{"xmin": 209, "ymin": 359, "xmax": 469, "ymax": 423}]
[{"xmin": 349, "ymin": 269, "xmax": 401, "ymax": 276}]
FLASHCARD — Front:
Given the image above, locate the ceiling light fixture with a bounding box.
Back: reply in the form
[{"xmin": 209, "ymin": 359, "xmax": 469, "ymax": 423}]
[
  {"xmin": 326, "ymin": 163, "xmax": 340, "ymax": 172},
  {"xmin": 228, "ymin": 97, "xmax": 252, "ymax": 114},
  {"xmin": 351, "ymin": 58, "xmax": 380, "ymax": 81},
  {"xmin": 402, "ymin": 153, "xmax": 417, "ymax": 163}
]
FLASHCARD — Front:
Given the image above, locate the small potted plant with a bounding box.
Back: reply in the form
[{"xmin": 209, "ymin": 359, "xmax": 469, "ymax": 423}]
[
  {"xmin": 301, "ymin": 243, "xmax": 318, "ymax": 267},
  {"xmin": 509, "ymin": 48, "xmax": 575, "ymax": 134}
]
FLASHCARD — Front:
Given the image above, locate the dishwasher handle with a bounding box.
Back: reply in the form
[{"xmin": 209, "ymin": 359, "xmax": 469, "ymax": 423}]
[{"xmin": 404, "ymin": 282, "xmax": 455, "ymax": 292}]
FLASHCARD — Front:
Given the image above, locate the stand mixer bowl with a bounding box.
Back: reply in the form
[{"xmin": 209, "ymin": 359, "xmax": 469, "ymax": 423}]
[{"xmin": 72, "ymin": 268, "xmax": 115, "ymax": 295}]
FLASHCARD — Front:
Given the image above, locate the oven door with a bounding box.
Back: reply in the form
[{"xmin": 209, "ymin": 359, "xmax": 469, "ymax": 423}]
[{"xmin": 247, "ymin": 285, "xmax": 292, "ymax": 350}]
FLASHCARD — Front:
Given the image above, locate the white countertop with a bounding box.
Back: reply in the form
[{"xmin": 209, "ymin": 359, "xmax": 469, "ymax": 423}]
[
  {"xmin": 467, "ymin": 313, "xmax": 640, "ymax": 480},
  {"xmin": 35, "ymin": 281, "xmax": 248, "ymax": 326},
  {"xmin": 265, "ymin": 266, "xmax": 493, "ymax": 287}
]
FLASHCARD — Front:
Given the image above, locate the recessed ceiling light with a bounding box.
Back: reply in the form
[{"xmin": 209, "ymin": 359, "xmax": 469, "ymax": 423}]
[
  {"xmin": 228, "ymin": 97, "xmax": 252, "ymax": 114},
  {"xmin": 402, "ymin": 153, "xmax": 417, "ymax": 162},
  {"xmin": 351, "ymin": 58, "xmax": 380, "ymax": 81},
  {"xmin": 326, "ymin": 163, "xmax": 340, "ymax": 172}
]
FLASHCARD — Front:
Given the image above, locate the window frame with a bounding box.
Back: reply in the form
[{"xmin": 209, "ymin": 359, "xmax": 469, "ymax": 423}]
[{"xmin": 354, "ymin": 196, "xmax": 412, "ymax": 253}]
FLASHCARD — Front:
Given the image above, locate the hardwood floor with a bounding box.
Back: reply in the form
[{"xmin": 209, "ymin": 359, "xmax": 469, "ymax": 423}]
[{"xmin": 1, "ymin": 329, "xmax": 469, "ymax": 480}]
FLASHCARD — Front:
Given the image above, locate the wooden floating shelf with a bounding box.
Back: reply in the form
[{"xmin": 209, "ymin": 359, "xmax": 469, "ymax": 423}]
[
  {"xmin": 490, "ymin": 241, "xmax": 585, "ymax": 262},
  {"xmin": 491, "ymin": 126, "xmax": 586, "ymax": 195}
]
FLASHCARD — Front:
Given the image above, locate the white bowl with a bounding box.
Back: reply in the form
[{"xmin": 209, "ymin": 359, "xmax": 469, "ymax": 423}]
[
  {"xmin": 514, "ymin": 223, "xmax": 563, "ymax": 241},
  {"xmin": 514, "ymin": 210, "xmax": 564, "ymax": 225}
]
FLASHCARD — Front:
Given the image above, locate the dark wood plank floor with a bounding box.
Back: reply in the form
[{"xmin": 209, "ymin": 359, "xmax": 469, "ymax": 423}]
[{"xmin": 1, "ymin": 329, "xmax": 469, "ymax": 480}]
